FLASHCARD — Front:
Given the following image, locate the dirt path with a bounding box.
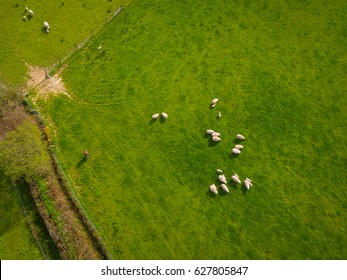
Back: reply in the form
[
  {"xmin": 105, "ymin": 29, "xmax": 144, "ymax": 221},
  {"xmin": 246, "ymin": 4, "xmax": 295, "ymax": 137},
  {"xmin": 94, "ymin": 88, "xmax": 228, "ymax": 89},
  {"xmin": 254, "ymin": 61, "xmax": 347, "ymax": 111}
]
[{"xmin": 26, "ymin": 65, "xmax": 71, "ymax": 100}]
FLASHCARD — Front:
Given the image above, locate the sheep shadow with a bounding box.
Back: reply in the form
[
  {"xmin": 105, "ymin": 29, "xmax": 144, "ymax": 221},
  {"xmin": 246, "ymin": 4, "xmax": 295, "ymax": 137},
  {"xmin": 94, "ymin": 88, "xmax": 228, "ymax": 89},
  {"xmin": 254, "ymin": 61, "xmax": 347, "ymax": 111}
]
[
  {"xmin": 41, "ymin": 27, "xmax": 48, "ymax": 34},
  {"xmin": 230, "ymin": 181, "xmax": 239, "ymax": 189},
  {"xmin": 241, "ymin": 186, "xmax": 248, "ymax": 195},
  {"xmin": 233, "ymin": 138, "xmax": 244, "ymax": 144},
  {"xmin": 228, "ymin": 152, "xmax": 239, "ymax": 159},
  {"xmin": 205, "ymin": 189, "xmax": 217, "ymax": 198},
  {"xmin": 148, "ymin": 119, "xmax": 157, "ymax": 125},
  {"xmin": 159, "ymin": 117, "xmax": 167, "ymax": 124},
  {"xmin": 208, "ymin": 140, "xmax": 220, "ymax": 147},
  {"xmin": 75, "ymin": 156, "xmax": 88, "ymax": 169}
]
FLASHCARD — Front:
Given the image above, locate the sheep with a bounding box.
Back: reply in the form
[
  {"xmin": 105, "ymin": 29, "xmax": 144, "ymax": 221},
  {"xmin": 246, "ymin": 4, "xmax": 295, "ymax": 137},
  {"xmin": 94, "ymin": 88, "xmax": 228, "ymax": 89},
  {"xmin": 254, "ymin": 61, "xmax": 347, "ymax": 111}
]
[
  {"xmin": 221, "ymin": 184, "xmax": 229, "ymax": 193},
  {"xmin": 232, "ymin": 148, "xmax": 241, "ymax": 154},
  {"xmin": 218, "ymin": 174, "xmax": 227, "ymax": 184},
  {"xmin": 218, "ymin": 112, "xmax": 222, "ymax": 118},
  {"xmin": 244, "ymin": 178, "xmax": 253, "ymax": 190},
  {"xmin": 161, "ymin": 112, "xmax": 168, "ymax": 119},
  {"xmin": 25, "ymin": 7, "xmax": 29, "ymax": 12},
  {"xmin": 234, "ymin": 144, "xmax": 244, "ymax": 150},
  {"xmin": 23, "ymin": 15, "xmax": 27, "ymax": 21},
  {"xmin": 28, "ymin": 9, "xmax": 34, "ymax": 16},
  {"xmin": 236, "ymin": 134, "xmax": 245, "ymax": 140},
  {"xmin": 212, "ymin": 132, "xmax": 220, "ymax": 137},
  {"xmin": 152, "ymin": 113, "xmax": 160, "ymax": 120},
  {"xmin": 211, "ymin": 98, "xmax": 219, "ymax": 108},
  {"xmin": 231, "ymin": 174, "xmax": 241, "ymax": 184},
  {"xmin": 210, "ymin": 184, "xmax": 218, "ymax": 194},
  {"xmin": 212, "ymin": 98, "xmax": 219, "ymax": 104},
  {"xmin": 44, "ymin": 22, "xmax": 50, "ymax": 29},
  {"xmin": 216, "ymin": 169, "xmax": 223, "ymax": 174},
  {"xmin": 212, "ymin": 136, "xmax": 221, "ymax": 142},
  {"xmin": 206, "ymin": 129, "xmax": 215, "ymax": 135},
  {"xmin": 97, "ymin": 45, "xmax": 102, "ymax": 50}
]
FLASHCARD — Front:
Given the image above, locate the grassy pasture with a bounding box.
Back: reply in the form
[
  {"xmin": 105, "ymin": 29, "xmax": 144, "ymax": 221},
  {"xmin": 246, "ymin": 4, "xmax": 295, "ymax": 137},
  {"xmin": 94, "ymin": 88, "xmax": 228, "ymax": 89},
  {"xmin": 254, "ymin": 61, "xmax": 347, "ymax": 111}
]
[
  {"xmin": 0, "ymin": 0, "xmax": 131, "ymax": 86},
  {"xmin": 35, "ymin": 0, "xmax": 346, "ymax": 259}
]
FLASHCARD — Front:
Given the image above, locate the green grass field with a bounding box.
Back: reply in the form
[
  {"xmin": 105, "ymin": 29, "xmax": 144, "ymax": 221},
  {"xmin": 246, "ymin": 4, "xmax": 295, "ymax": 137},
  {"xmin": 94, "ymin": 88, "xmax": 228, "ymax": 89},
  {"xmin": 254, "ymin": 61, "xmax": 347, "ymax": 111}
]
[
  {"xmin": 34, "ymin": 0, "xmax": 346, "ymax": 259},
  {"xmin": 0, "ymin": 0, "xmax": 131, "ymax": 86}
]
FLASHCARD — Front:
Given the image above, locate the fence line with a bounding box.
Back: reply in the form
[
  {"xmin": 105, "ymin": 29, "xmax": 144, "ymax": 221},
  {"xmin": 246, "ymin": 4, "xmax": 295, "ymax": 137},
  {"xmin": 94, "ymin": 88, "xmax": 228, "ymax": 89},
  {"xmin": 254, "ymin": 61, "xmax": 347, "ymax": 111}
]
[
  {"xmin": 49, "ymin": 2, "xmax": 131, "ymax": 75},
  {"xmin": 23, "ymin": 98, "xmax": 113, "ymax": 259}
]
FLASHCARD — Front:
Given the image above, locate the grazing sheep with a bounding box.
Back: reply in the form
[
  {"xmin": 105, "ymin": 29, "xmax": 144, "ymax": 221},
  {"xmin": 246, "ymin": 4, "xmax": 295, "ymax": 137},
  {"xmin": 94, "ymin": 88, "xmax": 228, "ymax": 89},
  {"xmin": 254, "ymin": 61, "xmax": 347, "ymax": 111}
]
[
  {"xmin": 161, "ymin": 112, "xmax": 168, "ymax": 119},
  {"xmin": 212, "ymin": 98, "xmax": 219, "ymax": 104},
  {"xmin": 212, "ymin": 132, "xmax": 220, "ymax": 137},
  {"xmin": 210, "ymin": 184, "xmax": 218, "ymax": 194},
  {"xmin": 244, "ymin": 178, "xmax": 253, "ymax": 190},
  {"xmin": 212, "ymin": 136, "xmax": 221, "ymax": 142},
  {"xmin": 44, "ymin": 22, "xmax": 50, "ymax": 29},
  {"xmin": 236, "ymin": 134, "xmax": 245, "ymax": 140},
  {"xmin": 218, "ymin": 174, "xmax": 227, "ymax": 184},
  {"xmin": 23, "ymin": 15, "xmax": 27, "ymax": 20},
  {"xmin": 28, "ymin": 9, "xmax": 34, "ymax": 16},
  {"xmin": 218, "ymin": 112, "xmax": 222, "ymax": 118},
  {"xmin": 152, "ymin": 113, "xmax": 160, "ymax": 120},
  {"xmin": 97, "ymin": 45, "xmax": 102, "ymax": 50},
  {"xmin": 231, "ymin": 174, "xmax": 241, "ymax": 184},
  {"xmin": 211, "ymin": 103, "xmax": 217, "ymax": 108},
  {"xmin": 234, "ymin": 144, "xmax": 244, "ymax": 150},
  {"xmin": 232, "ymin": 148, "xmax": 241, "ymax": 155},
  {"xmin": 221, "ymin": 184, "xmax": 229, "ymax": 193},
  {"xmin": 25, "ymin": 7, "xmax": 29, "ymax": 12},
  {"xmin": 216, "ymin": 169, "xmax": 223, "ymax": 174},
  {"xmin": 206, "ymin": 129, "xmax": 215, "ymax": 134}
]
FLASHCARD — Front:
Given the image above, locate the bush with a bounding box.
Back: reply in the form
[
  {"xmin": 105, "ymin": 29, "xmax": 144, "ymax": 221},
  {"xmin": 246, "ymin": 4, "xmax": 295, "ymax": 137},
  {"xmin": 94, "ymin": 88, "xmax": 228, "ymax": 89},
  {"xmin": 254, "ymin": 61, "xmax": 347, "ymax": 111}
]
[{"xmin": 0, "ymin": 121, "xmax": 50, "ymax": 184}]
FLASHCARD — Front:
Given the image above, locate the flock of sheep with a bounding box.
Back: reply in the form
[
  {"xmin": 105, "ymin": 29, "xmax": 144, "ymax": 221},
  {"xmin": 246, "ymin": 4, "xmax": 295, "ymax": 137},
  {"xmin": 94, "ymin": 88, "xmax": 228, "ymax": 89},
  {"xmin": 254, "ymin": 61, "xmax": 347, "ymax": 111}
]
[
  {"xmin": 207, "ymin": 97, "xmax": 253, "ymax": 194},
  {"xmin": 150, "ymin": 97, "xmax": 253, "ymax": 195},
  {"xmin": 22, "ymin": 6, "xmax": 51, "ymax": 33}
]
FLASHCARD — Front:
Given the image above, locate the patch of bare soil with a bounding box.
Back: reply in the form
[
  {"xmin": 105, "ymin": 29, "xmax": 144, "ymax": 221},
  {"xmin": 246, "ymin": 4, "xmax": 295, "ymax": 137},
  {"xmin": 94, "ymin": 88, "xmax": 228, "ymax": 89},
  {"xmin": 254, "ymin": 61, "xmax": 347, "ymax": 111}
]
[{"xmin": 27, "ymin": 65, "xmax": 71, "ymax": 100}]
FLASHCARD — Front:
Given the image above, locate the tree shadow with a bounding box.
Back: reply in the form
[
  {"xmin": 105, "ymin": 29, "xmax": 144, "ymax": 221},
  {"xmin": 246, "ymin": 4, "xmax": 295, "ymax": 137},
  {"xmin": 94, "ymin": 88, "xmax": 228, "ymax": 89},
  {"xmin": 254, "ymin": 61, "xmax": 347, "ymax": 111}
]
[{"xmin": 75, "ymin": 156, "xmax": 88, "ymax": 169}]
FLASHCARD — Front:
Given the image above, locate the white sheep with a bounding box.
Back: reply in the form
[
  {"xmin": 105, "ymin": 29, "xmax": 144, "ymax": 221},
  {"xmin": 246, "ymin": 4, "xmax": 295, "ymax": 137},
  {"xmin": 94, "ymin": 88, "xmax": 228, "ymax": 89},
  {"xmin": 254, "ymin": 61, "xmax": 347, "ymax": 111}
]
[
  {"xmin": 23, "ymin": 15, "xmax": 27, "ymax": 20},
  {"xmin": 216, "ymin": 169, "xmax": 223, "ymax": 174},
  {"xmin": 221, "ymin": 184, "xmax": 229, "ymax": 193},
  {"xmin": 44, "ymin": 22, "xmax": 50, "ymax": 29},
  {"xmin": 98, "ymin": 45, "xmax": 102, "ymax": 50},
  {"xmin": 231, "ymin": 174, "xmax": 241, "ymax": 184},
  {"xmin": 206, "ymin": 129, "xmax": 214, "ymax": 134},
  {"xmin": 161, "ymin": 112, "xmax": 168, "ymax": 119},
  {"xmin": 212, "ymin": 136, "xmax": 221, "ymax": 142},
  {"xmin": 211, "ymin": 103, "xmax": 217, "ymax": 108},
  {"xmin": 28, "ymin": 9, "xmax": 34, "ymax": 16},
  {"xmin": 152, "ymin": 113, "xmax": 160, "ymax": 120},
  {"xmin": 218, "ymin": 112, "xmax": 221, "ymax": 118},
  {"xmin": 25, "ymin": 7, "xmax": 29, "ymax": 11},
  {"xmin": 236, "ymin": 134, "xmax": 245, "ymax": 140},
  {"xmin": 234, "ymin": 144, "xmax": 244, "ymax": 150},
  {"xmin": 212, "ymin": 98, "xmax": 219, "ymax": 104},
  {"xmin": 212, "ymin": 132, "xmax": 220, "ymax": 137},
  {"xmin": 244, "ymin": 178, "xmax": 253, "ymax": 190},
  {"xmin": 210, "ymin": 184, "xmax": 218, "ymax": 194},
  {"xmin": 218, "ymin": 174, "xmax": 227, "ymax": 184},
  {"xmin": 232, "ymin": 148, "xmax": 241, "ymax": 154}
]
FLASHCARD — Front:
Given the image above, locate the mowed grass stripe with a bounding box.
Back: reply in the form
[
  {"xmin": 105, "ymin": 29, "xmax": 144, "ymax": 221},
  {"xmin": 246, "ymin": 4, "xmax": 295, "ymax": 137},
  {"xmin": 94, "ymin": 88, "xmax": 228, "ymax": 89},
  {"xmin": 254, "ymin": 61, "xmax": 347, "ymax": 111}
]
[{"xmin": 36, "ymin": 0, "xmax": 346, "ymax": 259}]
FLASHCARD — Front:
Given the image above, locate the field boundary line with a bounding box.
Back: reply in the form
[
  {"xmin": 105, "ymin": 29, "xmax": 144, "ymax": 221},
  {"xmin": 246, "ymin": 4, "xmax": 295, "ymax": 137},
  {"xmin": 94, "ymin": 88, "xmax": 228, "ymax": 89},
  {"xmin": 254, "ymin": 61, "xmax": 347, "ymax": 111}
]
[{"xmin": 23, "ymin": 97, "xmax": 113, "ymax": 259}]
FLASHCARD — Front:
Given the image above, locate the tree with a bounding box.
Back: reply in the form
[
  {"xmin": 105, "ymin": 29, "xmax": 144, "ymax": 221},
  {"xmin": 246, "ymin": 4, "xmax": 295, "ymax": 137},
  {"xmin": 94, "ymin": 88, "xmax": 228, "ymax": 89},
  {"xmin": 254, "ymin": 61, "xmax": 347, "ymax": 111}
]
[{"xmin": 0, "ymin": 121, "xmax": 50, "ymax": 184}]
